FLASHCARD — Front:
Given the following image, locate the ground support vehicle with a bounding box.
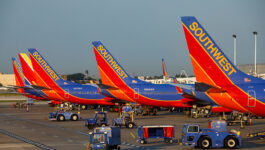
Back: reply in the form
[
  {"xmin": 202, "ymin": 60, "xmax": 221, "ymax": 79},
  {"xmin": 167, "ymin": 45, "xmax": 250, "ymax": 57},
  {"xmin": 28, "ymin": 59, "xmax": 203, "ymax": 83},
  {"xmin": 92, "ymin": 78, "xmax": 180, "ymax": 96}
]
[
  {"xmin": 87, "ymin": 126, "xmax": 121, "ymax": 150},
  {"xmin": 247, "ymin": 131, "xmax": 265, "ymax": 139},
  {"xmin": 113, "ymin": 106, "xmax": 136, "ymax": 129},
  {"xmin": 85, "ymin": 111, "xmax": 108, "ymax": 129},
  {"xmin": 191, "ymin": 106, "xmax": 211, "ymax": 118},
  {"xmin": 48, "ymin": 110, "xmax": 80, "ymax": 121},
  {"xmin": 12, "ymin": 101, "xmax": 27, "ymax": 108},
  {"xmin": 47, "ymin": 100, "xmax": 61, "ymax": 107},
  {"xmin": 226, "ymin": 112, "xmax": 251, "ymax": 126},
  {"xmin": 182, "ymin": 120, "xmax": 241, "ymax": 149},
  {"xmin": 138, "ymin": 125, "xmax": 174, "ymax": 144},
  {"xmin": 135, "ymin": 105, "xmax": 158, "ymax": 116},
  {"xmin": 58, "ymin": 102, "xmax": 76, "ymax": 111}
]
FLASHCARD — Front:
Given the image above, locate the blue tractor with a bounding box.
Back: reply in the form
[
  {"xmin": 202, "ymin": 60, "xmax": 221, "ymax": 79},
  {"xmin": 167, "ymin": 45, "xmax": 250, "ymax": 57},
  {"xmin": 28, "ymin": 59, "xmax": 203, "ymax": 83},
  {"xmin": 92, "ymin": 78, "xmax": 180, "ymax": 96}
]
[
  {"xmin": 182, "ymin": 120, "xmax": 241, "ymax": 149},
  {"xmin": 48, "ymin": 110, "xmax": 80, "ymax": 121},
  {"xmin": 85, "ymin": 111, "xmax": 108, "ymax": 129},
  {"xmin": 88, "ymin": 126, "xmax": 121, "ymax": 150},
  {"xmin": 112, "ymin": 106, "xmax": 136, "ymax": 129}
]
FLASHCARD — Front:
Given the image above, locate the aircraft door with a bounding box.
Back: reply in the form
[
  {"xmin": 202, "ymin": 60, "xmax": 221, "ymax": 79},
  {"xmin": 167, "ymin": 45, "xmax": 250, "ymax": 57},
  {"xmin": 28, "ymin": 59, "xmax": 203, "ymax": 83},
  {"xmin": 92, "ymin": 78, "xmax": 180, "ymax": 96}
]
[
  {"xmin": 64, "ymin": 89, "xmax": 69, "ymax": 99},
  {"xmin": 247, "ymin": 90, "xmax": 256, "ymax": 107},
  {"xmin": 134, "ymin": 88, "xmax": 139, "ymax": 99}
]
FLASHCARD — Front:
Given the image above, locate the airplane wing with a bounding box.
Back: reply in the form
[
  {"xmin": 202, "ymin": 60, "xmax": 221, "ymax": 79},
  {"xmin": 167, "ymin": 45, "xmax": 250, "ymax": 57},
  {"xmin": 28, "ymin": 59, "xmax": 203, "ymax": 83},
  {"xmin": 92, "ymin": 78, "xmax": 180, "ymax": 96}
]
[
  {"xmin": 97, "ymin": 84, "xmax": 119, "ymax": 90},
  {"xmin": 30, "ymin": 85, "xmax": 51, "ymax": 90},
  {"xmin": 195, "ymin": 82, "xmax": 226, "ymax": 93}
]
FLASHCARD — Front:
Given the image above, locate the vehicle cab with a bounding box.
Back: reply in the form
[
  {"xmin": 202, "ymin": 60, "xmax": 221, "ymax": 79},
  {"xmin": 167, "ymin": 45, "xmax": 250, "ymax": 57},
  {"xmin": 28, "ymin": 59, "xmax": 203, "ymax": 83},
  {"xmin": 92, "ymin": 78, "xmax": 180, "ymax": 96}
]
[
  {"xmin": 182, "ymin": 124, "xmax": 200, "ymax": 146},
  {"xmin": 89, "ymin": 132, "xmax": 108, "ymax": 149}
]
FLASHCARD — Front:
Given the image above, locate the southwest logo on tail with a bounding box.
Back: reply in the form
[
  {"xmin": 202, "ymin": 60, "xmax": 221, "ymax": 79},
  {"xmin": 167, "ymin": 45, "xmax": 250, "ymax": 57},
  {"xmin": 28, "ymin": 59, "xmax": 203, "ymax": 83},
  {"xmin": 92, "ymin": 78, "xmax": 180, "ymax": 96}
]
[
  {"xmin": 182, "ymin": 16, "xmax": 265, "ymax": 116},
  {"xmin": 28, "ymin": 48, "xmax": 115, "ymax": 105},
  {"xmin": 92, "ymin": 41, "xmax": 198, "ymax": 107},
  {"xmin": 30, "ymin": 49, "xmax": 62, "ymax": 82}
]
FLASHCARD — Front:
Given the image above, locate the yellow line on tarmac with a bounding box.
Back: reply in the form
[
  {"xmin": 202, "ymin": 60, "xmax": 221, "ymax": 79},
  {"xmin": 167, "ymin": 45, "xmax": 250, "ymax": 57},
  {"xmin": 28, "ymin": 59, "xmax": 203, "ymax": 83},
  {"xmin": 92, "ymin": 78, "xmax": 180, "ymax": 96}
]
[{"xmin": 130, "ymin": 132, "xmax": 135, "ymax": 139}]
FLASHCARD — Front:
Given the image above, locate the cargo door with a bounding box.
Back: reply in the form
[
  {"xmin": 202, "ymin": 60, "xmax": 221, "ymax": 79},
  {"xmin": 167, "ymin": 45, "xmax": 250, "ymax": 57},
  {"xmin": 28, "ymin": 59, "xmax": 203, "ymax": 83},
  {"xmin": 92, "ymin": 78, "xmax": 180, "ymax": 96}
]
[
  {"xmin": 247, "ymin": 90, "xmax": 256, "ymax": 107},
  {"xmin": 134, "ymin": 88, "xmax": 139, "ymax": 99},
  {"xmin": 64, "ymin": 89, "xmax": 69, "ymax": 99}
]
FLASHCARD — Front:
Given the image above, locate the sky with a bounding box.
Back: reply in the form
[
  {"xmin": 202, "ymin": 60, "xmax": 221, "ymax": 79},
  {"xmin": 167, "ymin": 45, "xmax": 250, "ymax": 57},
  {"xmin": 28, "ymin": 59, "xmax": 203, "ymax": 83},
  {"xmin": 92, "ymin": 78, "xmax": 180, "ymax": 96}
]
[{"xmin": 0, "ymin": 0, "xmax": 265, "ymax": 78}]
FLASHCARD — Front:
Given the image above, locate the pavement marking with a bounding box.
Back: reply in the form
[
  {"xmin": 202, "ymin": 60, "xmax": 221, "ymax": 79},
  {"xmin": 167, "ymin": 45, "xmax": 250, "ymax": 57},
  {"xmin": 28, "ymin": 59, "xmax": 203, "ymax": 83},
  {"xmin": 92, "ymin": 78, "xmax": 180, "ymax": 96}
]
[
  {"xmin": 130, "ymin": 132, "xmax": 135, "ymax": 139},
  {"xmin": 121, "ymin": 141, "xmax": 149, "ymax": 150},
  {"xmin": 0, "ymin": 129, "xmax": 55, "ymax": 150},
  {"xmin": 1, "ymin": 114, "xmax": 148, "ymax": 149}
]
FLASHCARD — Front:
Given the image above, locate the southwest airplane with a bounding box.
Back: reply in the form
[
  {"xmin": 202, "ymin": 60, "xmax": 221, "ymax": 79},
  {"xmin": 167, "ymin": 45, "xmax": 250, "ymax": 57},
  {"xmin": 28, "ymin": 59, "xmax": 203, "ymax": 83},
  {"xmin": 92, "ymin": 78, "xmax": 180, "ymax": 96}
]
[
  {"xmin": 182, "ymin": 16, "xmax": 265, "ymax": 116},
  {"xmin": 92, "ymin": 41, "xmax": 195, "ymax": 107},
  {"xmin": 161, "ymin": 58, "xmax": 232, "ymax": 113},
  {"xmin": 27, "ymin": 49, "xmax": 115, "ymax": 105},
  {"xmin": 19, "ymin": 53, "xmax": 64, "ymax": 101},
  {"xmin": 11, "ymin": 57, "xmax": 48, "ymax": 100}
]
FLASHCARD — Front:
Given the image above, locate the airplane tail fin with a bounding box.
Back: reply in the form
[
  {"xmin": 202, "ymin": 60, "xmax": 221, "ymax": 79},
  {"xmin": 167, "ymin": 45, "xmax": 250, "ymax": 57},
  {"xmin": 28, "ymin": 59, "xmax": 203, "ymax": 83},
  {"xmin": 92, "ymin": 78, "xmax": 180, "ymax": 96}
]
[
  {"xmin": 12, "ymin": 57, "xmax": 25, "ymax": 92},
  {"xmin": 18, "ymin": 53, "xmax": 37, "ymax": 86},
  {"xmin": 92, "ymin": 41, "xmax": 134, "ymax": 87},
  {"xmin": 162, "ymin": 58, "xmax": 168, "ymax": 79},
  {"xmin": 181, "ymin": 16, "xmax": 264, "ymax": 86},
  {"xmin": 27, "ymin": 49, "xmax": 67, "ymax": 86}
]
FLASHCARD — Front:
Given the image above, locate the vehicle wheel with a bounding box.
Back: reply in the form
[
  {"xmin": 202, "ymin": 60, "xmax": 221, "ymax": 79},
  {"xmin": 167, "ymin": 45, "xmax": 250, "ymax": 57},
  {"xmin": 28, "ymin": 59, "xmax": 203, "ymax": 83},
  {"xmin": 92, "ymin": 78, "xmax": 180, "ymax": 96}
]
[
  {"xmin": 224, "ymin": 136, "xmax": 237, "ymax": 149},
  {"xmin": 88, "ymin": 125, "xmax": 94, "ymax": 129},
  {"xmin": 128, "ymin": 123, "xmax": 134, "ymax": 129},
  {"xmin": 169, "ymin": 139, "xmax": 173, "ymax": 144},
  {"xmin": 198, "ymin": 136, "xmax": 211, "ymax": 149},
  {"xmin": 117, "ymin": 145, "xmax": 120, "ymax": 150},
  {"xmin": 71, "ymin": 114, "xmax": 78, "ymax": 121},
  {"xmin": 152, "ymin": 108, "xmax": 158, "ymax": 115},
  {"xmin": 57, "ymin": 115, "xmax": 65, "ymax": 121},
  {"xmin": 164, "ymin": 139, "xmax": 169, "ymax": 143},
  {"xmin": 140, "ymin": 140, "xmax": 145, "ymax": 144},
  {"xmin": 81, "ymin": 105, "xmax": 87, "ymax": 110}
]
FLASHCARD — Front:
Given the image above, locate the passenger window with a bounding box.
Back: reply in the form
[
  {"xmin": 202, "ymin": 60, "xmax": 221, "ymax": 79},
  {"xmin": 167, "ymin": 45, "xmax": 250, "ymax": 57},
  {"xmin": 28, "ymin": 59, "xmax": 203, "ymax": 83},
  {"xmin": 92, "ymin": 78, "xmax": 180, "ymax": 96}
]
[{"xmin": 188, "ymin": 126, "xmax": 199, "ymax": 133}]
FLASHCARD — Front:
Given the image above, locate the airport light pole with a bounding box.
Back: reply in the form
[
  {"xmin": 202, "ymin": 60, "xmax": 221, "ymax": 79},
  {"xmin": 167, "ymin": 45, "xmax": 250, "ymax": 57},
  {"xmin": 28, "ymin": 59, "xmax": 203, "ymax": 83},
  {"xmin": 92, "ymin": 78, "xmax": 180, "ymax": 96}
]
[
  {"xmin": 253, "ymin": 31, "xmax": 257, "ymax": 75},
  {"xmin": 233, "ymin": 34, "xmax": 237, "ymax": 66}
]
